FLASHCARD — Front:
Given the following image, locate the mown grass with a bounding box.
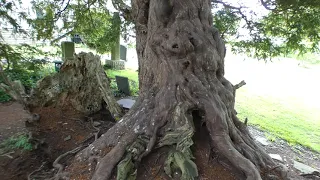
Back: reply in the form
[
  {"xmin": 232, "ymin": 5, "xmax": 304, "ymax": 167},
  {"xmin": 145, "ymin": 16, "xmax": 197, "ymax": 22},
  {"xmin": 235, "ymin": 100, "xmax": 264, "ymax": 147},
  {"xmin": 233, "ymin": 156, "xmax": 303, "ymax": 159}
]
[
  {"xmin": 235, "ymin": 88, "xmax": 320, "ymax": 152},
  {"xmin": 283, "ymin": 52, "xmax": 320, "ymax": 65},
  {"xmin": 106, "ymin": 69, "xmax": 138, "ymax": 82},
  {"xmin": 106, "ymin": 69, "xmax": 139, "ymax": 96}
]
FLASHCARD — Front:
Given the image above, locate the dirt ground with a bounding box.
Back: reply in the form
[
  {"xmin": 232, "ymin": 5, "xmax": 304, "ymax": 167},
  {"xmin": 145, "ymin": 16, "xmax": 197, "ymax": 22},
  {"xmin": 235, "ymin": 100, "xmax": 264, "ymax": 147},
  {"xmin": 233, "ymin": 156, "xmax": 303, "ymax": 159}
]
[
  {"xmin": 0, "ymin": 101, "xmax": 115, "ymax": 180},
  {"xmin": 0, "ymin": 102, "xmax": 319, "ymax": 180},
  {"xmin": 0, "ymin": 102, "xmax": 30, "ymax": 142}
]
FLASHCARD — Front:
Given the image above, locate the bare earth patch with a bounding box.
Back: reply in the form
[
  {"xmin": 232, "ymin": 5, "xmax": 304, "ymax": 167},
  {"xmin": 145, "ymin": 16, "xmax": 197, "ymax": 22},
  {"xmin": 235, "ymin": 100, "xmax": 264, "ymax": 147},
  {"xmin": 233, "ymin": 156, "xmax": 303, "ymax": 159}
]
[{"xmin": 0, "ymin": 102, "xmax": 30, "ymax": 143}]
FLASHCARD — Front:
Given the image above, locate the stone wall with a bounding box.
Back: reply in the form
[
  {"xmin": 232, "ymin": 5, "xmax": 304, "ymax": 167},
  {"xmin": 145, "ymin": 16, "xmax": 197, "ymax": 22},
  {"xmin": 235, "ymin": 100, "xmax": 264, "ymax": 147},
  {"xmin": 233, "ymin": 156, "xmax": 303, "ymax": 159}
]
[{"xmin": 105, "ymin": 60, "xmax": 125, "ymax": 70}]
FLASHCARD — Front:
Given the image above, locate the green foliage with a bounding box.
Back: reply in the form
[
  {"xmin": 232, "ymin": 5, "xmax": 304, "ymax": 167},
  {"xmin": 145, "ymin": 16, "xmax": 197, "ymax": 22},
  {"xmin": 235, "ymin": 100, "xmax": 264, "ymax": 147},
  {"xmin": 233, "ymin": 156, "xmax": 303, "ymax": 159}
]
[
  {"xmin": 0, "ymin": 66, "xmax": 55, "ymax": 101},
  {"xmin": 129, "ymin": 80, "xmax": 139, "ymax": 96},
  {"xmin": 74, "ymin": 9, "xmax": 120, "ymax": 53},
  {"xmin": 30, "ymin": 0, "xmax": 121, "ymax": 54},
  {"xmin": 103, "ymin": 64, "xmax": 113, "ymax": 70},
  {"xmin": 31, "ymin": 3, "xmax": 55, "ymax": 40},
  {"xmin": 109, "ymin": 79, "xmax": 122, "ymax": 97},
  {"xmin": 0, "ymin": 89, "xmax": 11, "ymax": 102},
  {"xmin": 0, "ymin": 133, "xmax": 33, "ymax": 151},
  {"xmin": 213, "ymin": 9, "xmax": 241, "ymax": 40},
  {"xmin": 0, "ymin": 44, "xmax": 54, "ymax": 71},
  {"xmin": 108, "ymin": 78, "xmax": 139, "ymax": 97},
  {"xmin": 2, "ymin": 67, "xmax": 54, "ymax": 88},
  {"xmin": 0, "ymin": 0, "xmax": 26, "ymax": 33},
  {"xmin": 106, "ymin": 69, "xmax": 139, "ymax": 97},
  {"xmin": 262, "ymin": 6, "xmax": 320, "ymax": 54},
  {"xmin": 117, "ymin": 154, "xmax": 136, "ymax": 180},
  {"xmin": 214, "ymin": 1, "xmax": 320, "ymax": 59}
]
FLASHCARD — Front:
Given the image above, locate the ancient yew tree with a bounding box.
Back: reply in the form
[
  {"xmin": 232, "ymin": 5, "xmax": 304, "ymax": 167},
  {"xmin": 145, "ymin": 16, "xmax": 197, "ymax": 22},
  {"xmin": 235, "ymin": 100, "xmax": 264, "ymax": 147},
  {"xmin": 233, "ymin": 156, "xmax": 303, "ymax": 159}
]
[{"xmin": 62, "ymin": 0, "xmax": 289, "ymax": 179}]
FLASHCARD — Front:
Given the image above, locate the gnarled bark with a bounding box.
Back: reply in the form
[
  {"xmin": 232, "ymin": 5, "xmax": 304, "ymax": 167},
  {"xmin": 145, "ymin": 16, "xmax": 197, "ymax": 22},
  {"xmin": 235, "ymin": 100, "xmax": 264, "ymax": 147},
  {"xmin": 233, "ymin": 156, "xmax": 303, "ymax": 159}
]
[
  {"xmin": 29, "ymin": 52, "xmax": 122, "ymax": 117},
  {"xmin": 65, "ymin": 0, "xmax": 288, "ymax": 180}
]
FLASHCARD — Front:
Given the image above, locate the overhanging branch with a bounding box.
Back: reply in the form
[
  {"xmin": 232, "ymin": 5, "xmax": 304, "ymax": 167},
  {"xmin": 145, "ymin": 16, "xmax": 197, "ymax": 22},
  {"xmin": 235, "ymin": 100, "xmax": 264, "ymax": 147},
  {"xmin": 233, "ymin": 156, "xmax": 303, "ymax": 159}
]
[
  {"xmin": 111, "ymin": 0, "xmax": 132, "ymax": 21},
  {"xmin": 55, "ymin": 0, "xmax": 71, "ymax": 17},
  {"xmin": 234, "ymin": 80, "xmax": 246, "ymax": 90},
  {"xmin": 260, "ymin": 0, "xmax": 276, "ymax": 11},
  {"xmin": 50, "ymin": 30, "xmax": 73, "ymax": 44},
  {"xmin": 211, "ymin": 0, "xmax": 243, "ymax": 10}
]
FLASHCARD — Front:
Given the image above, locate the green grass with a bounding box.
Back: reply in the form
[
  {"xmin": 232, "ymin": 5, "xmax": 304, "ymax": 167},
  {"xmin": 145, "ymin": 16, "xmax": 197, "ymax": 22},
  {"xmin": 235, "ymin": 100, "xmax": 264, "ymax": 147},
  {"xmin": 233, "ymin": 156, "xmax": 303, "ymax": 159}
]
[
  {"xmin": 283, "ymin": 52, "xmax": 320, "ymax": 65},
  {"xmin": 235, "ymin": 88, "xmax": 320, "ymax": 152},
  {"xmin": 0, "ymin": 133, "xmax": 33, "ymax": 152},
  {"xmin": 106, "ymin": 69, "xmax": 139, "ymax": 82},
  {"xmin": 106, "ymin": 69, "xmax": 139, "ymax": 96}
]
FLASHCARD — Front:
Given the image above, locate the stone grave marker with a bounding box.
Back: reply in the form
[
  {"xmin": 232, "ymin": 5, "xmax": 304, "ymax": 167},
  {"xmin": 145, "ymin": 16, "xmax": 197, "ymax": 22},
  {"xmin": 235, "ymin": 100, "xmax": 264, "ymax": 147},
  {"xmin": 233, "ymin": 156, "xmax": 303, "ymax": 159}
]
[
  {"xmin": 61, "ymin": 41, "xmax": 75, "ymax": 61},
  {"xmin": 115, "ymin": 76, "xmax": 130, "ymax": 96},
  {"xmin": 120, "ymin": 45, "xmax": 127, "ymax": 61}
]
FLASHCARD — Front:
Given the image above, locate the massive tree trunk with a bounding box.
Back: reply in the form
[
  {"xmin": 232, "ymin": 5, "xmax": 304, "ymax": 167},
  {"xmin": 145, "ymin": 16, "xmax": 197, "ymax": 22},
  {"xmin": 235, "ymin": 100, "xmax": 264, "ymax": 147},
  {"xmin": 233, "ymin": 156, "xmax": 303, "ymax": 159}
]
[{"xmin": 67, "ymin": 0, "xmax": 288, "ymax": 179}]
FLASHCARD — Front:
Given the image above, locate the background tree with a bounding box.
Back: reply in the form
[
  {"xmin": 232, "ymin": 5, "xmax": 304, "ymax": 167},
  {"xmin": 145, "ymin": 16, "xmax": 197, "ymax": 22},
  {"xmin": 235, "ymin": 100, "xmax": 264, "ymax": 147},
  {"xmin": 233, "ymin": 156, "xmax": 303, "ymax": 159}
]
[
  {"xmin": 213, "ymin": 0, "xmax": 320, "ymax": 59},
  {"xmin": 0, "ymin": 0, "xmax": 57, "ymax": 102},
  {"xmin": 30, "ymin": 0, "xmax": 121, "ymax": 54}
]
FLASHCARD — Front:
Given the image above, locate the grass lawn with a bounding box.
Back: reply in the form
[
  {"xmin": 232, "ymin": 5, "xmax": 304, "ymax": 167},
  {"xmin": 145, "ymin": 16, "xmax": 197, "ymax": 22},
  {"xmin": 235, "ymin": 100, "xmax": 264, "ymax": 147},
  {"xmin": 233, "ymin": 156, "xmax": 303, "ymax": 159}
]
[
  {"xmin": 283, "ymin": 52, "xmax": 320, "ymax": 65},
  {"xmin": 106, "ymin": 69, "xmax": 320, "ymax": 152},
  {"xmin": 106, "ymin": 69, "xmax": 138, "ymax": 82},
  {"xmin": 235, "ymin": 88, "xmax": 320, "ymax": 152},
  {"xmin": 106, "ymin": 69, "xmax": 139, "ymax": 96}
]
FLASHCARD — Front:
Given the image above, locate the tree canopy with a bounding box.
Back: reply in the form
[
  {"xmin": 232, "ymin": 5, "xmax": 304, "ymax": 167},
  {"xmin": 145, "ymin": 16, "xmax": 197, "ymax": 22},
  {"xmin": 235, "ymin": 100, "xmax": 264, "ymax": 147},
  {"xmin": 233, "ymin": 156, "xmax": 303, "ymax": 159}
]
[{"xmin": 1, "ymin": 0, "xmax": 320, "ymax": 59}]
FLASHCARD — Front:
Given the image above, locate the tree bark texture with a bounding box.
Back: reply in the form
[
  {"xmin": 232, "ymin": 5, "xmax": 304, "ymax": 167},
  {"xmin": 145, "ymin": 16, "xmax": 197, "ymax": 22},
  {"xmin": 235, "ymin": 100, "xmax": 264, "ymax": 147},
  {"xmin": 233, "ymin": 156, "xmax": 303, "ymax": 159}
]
[
  {"xmin": 72, "ymin": 0, "xmax": 288, "ymax": 179},
  {"xmin": 29, "ymin": 52, "xmax": 122, "ymax": 117}
]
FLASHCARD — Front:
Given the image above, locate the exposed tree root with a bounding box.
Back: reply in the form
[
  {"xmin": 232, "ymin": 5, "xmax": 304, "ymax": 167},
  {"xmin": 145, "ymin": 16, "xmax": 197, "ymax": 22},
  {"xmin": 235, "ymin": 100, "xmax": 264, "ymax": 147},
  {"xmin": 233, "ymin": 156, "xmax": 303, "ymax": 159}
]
[
  {"xmin": 89, "ymin": 117, "xmax": 101, "ymax": 141},
  {"xmin": 65, "ymin": 89, "xmax": 288, "ymax": 180},
  {"xmin": 27, "ymin": 162, "xmax": 46, "ymax": 180},
  {"xmin": 51, "ymin": 146, "xmax": 84, "ymax": 180},
  {"xmin": 0, "ymin": 151, "xmax": 14, "ymax": 159}
]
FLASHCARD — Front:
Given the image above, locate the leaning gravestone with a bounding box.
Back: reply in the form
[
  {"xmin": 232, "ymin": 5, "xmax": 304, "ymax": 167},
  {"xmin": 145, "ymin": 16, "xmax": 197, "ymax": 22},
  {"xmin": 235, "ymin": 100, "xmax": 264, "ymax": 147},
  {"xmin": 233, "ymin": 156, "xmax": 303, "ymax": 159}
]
[{"xmin": 115, "ymin": 76, "xmax": 130, "ymax": 96}]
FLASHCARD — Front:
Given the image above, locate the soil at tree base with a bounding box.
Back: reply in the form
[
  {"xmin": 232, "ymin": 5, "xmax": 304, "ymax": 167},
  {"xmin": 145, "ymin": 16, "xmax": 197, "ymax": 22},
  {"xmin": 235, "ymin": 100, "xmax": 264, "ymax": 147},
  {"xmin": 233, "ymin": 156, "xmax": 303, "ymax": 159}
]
[
  {"xmin": 0, "ymin": 102, "xmax": 29, "ymax": 142},
  {"xmin": 62, "ymin": 115, "xmax": 240, "ymax": 180},
  {"xmin": 0, "ymin": 102, "xmax": 115, "ymax": 180},
  {"xmin": 0, "ymin": 102, "xmax": 318, "ymax": 180},
  {"xmin": 0, "ymin": 102, "xmax": 239, "ymax": 180}
]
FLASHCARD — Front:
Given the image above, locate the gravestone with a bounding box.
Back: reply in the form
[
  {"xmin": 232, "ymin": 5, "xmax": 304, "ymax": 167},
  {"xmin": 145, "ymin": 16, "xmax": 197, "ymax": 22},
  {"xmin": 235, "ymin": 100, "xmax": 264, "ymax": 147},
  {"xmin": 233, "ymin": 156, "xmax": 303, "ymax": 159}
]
[
  {"xmin": 115, "ymin": 76, "xmax": 130, "ymax": 95},
  {"xmin": 72, "ymin": 34, "xmax": 83, "ymax": 44},
  {"xmin": 120, "ymin": 45, "xmax": 127, "ymax": 61},
  {"xmin": 61, "ymin": 41, "xmax": 75, "ymax": 61},
  {"xmin": 53, "ymin": 61, "xmax": 63, "ymax": 72}
]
